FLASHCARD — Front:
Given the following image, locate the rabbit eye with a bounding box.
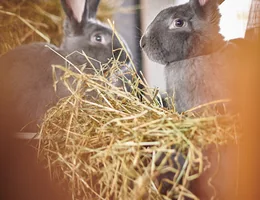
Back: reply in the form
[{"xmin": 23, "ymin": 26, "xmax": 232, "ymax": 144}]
[
  {"xmin": 175, "ymin": 19, "xmax": 185, "ymax": 27},
  {"xmin": 91, "ymin": 33, "xmax": 110, "ymax": 45},
  {"xmin": 94, "ymin": 34, "xmax": 102, "ymax": 42},
  {"xmin": 170, "ymin": 18, "xmax": 186, "ymax": 29}
]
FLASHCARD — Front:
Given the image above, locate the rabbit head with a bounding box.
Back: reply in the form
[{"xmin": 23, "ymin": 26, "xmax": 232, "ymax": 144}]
[
  {"xmin": 140, "ymin": 0, "xmax": 224, "ymax": 65},
  {"xmin": 60, "ymin": 0, "xmax": 129, "ymax": 68}
]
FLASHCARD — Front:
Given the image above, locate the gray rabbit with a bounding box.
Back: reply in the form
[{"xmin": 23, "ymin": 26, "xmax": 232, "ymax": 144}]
[
  {"xmin": 0, "ymin": 0, "xmax": 130, "ymax": 133},
  {"xmin": 140, "ymin": 0, "xmax": 242, "ymax": 199},
  {"xmin": 140, "ymin": 0, "xmax": 239, "ymax": 113}
]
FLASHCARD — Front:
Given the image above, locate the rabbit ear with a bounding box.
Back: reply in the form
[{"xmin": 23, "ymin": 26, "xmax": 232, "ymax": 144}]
[
  {"xmin": 189, "ymin": 0, "xmax": 219, "ymax": 19},
  {"xmin": 86, "ymin": 0, "xmax": 100, "ymax": 19},
  {"xmin": 190, "ymin": 0, "xmax": 213, "ymax": 7},
  {"xmin": 61, "ymin": 0, "xmax": 100, "ymax": 35},
  {"xmin": 62, "ymin": 0, "xmax": 100, "ymax": 22},
  {"xmin": 198, "ymin": 0, "xmax": 209, "ymax": 6},
  {"xmin": 61, "ymin": 0, "xmax": 87, "ymax": 35},
  {"xmin": 61, "ymin": 0, "xmax": 87, "ymax": 23}
]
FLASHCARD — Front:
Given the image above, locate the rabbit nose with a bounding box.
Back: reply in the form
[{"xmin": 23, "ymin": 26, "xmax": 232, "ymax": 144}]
[{"xmin": 140, "ymin": 36, "xmax": 146, "ymax": 48}]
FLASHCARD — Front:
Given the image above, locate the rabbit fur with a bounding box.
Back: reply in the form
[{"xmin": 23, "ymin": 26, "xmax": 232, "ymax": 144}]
[
  {"xmin": 140, "ymin": 0, "xmax": 243, "ymax": 199},
  {"xmin": 0, "ymin": 0, "xmax": 130, "ymax": 133},
  {"xmin": 140, "ymin": 0, "xmax": 240, "ymax": 113}
]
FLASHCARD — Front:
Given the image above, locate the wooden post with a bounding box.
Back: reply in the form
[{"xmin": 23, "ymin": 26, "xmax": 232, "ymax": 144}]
[{"xmin": 239, "ymin": 0, "xmax": 260, "ymax": 199}]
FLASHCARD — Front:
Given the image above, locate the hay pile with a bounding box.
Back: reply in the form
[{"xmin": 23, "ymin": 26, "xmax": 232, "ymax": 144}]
[
  {"xmin": 0, "ymin": 0, "xmax": 123, "ymax": 55},
  {"xmin": 38, "ymin": 44, "xmax": 239, "ymax": 200}
]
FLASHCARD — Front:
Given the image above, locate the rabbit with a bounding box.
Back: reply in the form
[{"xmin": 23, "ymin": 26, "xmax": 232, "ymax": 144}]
[
  {"xmin": 140, "ymin": 0, "xmax": 241, "ymax": 113},
  {"xmin": 139, "ymin": 0, "xmax": 245, "ymax": 199},
  {"xmin": 0, "ymin": 0, "xmax": 131, "ymax": 134}
]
